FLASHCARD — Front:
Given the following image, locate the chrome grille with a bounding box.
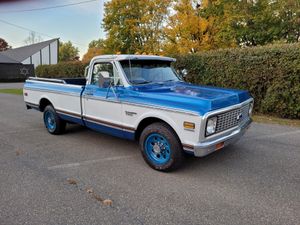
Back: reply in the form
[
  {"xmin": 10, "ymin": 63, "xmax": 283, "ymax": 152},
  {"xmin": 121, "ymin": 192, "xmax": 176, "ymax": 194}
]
[{"xmin": 214, "ymin": 104, "xmax": 250, "ymax": 133}]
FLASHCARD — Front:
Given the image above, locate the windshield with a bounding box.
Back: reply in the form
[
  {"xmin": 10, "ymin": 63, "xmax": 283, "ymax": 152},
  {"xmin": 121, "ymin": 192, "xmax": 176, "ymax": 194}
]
[{"xmin": 120, "ymin": 60, "xmax": 180, "ymax": 85}]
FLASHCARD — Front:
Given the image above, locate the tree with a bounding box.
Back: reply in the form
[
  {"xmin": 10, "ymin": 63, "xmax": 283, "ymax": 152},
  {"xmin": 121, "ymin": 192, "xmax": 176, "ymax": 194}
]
[
  {"xmin": 103, "ymin": 0, "xmax": 171, "ymax": 54},
  {"xmin": 163, "ymin": 0, "xmax": 205, "ymax": 54},
  {"xmin": 276, "ymin": 0, "xmax": 300, "ymax": 43},
  {"xmin": 196, "ymin": 0, "xmax": 237, "ymax": 49},
  {"xmin": 101, "ymin": 0, "xmax": 299, "ymax": 55},
  {"xmin": 82, "ymin": 39, "xmax": 106, "ymax": 63},
  {"xmin": 0, "ymin": 38, "xmax": 11, "ymax": 51},
  {"xmin": 24, "ymin": 31, "xmax": 43, "ymax": 45},
  {"xmin": 225, "ymin": 0, "xmax": 300, "ymax": 46},
  {"xmin": 82, "ymin": 47, "xmax": 104, "ymax": 63},
  {"xmin": 59, "ymin": 41, "xmax": 79, "ymax": 62},
  {"xmin": 88, "ymin": 38, "xmax": 106, "ymax": 49},
  {"xmin": 163, "ymin": 0, "xmax": 236, "ymax": 54}
]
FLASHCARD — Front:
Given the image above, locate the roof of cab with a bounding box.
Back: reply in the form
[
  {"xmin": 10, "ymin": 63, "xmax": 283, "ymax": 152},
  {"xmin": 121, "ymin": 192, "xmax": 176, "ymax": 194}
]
[{"xmin": 91, "ymin": 54, "xmax": 176, "ymax": 62}]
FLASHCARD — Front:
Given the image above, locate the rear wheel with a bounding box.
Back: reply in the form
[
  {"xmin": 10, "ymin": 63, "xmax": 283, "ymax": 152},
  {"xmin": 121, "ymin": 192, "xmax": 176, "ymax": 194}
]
[
  {"xmin": 139, "ymin": 122, "xmax": 184, "ymax": 171},
  {"xmin": 43, "ymin": 105, "xmax": 66, "ymax": 134}
]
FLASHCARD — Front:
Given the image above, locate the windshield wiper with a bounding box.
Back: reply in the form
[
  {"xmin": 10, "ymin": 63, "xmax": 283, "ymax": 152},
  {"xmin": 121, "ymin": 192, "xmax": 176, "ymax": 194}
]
[
  {"xmin": 163, "ymin": 79, "xmax": 177, "ymax": 82},
  {"xmin": 152, "ymin": 80, "xmax": 177, "ymax": 84},
  {"xmin": 131, "ymin": 81, "xmax": 152, "ymax": 85}
]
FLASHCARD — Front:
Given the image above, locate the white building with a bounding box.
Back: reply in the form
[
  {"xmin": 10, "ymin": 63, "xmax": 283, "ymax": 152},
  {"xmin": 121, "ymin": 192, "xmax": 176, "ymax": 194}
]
[{"xmin": 1, "ymin": 38, "xmax": 59, "ymax": 68}]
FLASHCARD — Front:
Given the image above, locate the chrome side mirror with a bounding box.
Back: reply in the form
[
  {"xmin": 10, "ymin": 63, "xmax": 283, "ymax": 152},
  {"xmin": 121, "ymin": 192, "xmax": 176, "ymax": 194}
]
[
  {"xmin": 181, "ymin": 69, "xmax": 188, "ymax": 78},
  {"xmin": 177, "ymin": 68, "xmax": 188, "ymax": 80}
]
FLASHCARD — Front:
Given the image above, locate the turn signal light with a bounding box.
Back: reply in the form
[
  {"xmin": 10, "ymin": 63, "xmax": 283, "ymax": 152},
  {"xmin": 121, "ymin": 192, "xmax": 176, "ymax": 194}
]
[
  {"xmin": 216, "ymin": 142, "xmax": 224, "ymax": 150},
  {"xmin": 183, "ymin": 121, "xmax": 195, "ymax": 129}
]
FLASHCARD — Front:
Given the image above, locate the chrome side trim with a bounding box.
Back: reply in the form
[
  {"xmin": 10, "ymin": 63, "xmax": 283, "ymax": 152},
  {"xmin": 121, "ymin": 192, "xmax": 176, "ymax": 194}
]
[
  {"xmin": 26, "ymin": 79, "xmax": 83, "ymax": 89},
  {"xmin": 24, "ymin": 87, "xmax": 80, "ymax": 97},
  {"xmin": 122, "ymin": 101, "xmax": 199, "ymax": 116},
  {"xmin": 56, "ymin": 109, "xmax": 82, "ymax": 119},
  {"xmin": 83, "ymin": 95, "xmax": 120, "ymax": 103},
  {"xmin": 56, "ymin": 108, "xmax": 135, "ymax": 133},
  {"xmin": 28, "ymin": 77, "xmax": 66, "ymax": 84},
  {"xmin": 84, "ymin": 94, "xmax": 199, "ymax": 116},
  {"xmin": 84, "ymin": 117, "xmax": 135, "ymax": 133}
]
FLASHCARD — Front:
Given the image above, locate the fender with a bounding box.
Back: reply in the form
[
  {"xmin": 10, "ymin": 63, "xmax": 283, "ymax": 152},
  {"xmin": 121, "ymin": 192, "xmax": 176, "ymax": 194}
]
[{"xmin": 134, "ymin": 110, "xmax": 183, "ymax": 143}]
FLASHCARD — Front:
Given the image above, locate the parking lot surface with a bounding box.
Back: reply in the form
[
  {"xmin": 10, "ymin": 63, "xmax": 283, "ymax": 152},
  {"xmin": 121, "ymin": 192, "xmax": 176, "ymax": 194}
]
[{"xmin": 0, "ymin": 93, "xmax": 299, "ymax": 225}]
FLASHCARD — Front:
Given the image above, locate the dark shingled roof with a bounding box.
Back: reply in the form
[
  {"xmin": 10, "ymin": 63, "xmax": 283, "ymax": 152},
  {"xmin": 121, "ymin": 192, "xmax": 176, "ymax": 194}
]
[
  {"xmin": 0, "ymin": 53, "xmax": 21, "ymax": 64},
  {"xmin": 1, "ymin": 38, "xmax": 59, "ymax": 62}
]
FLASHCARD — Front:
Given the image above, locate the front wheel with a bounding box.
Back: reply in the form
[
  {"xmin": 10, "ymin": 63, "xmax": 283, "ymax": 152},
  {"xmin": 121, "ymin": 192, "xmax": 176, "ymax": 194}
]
[
  {"xmin": 139, "ymin": 122, "xmax": 184, "ymax": 171},
  {"xmin": 43, "ymin": 105, "xmax": 66, "ymax": 134}
]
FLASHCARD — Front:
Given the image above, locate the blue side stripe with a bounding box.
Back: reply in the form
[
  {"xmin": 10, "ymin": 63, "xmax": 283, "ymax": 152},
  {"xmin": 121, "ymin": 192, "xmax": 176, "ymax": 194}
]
[
  {"xmin": 57, "ymin": 113, "xmax": 84, "ymax": 125},
  {"xmin": 85, "ymin": 121, "xmax": 135, "ymax": 140},
  {"xmin": 57, "ymin": 113, "xmax": 135, "ymax": 140}
]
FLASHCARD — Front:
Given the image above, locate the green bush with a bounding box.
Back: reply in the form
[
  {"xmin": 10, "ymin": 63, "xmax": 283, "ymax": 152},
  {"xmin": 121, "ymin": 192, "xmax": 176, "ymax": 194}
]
[
  {"xmin": 173, "ymin": 43, "xmax": 300, "ymax": 119},
  {"xmin": 35, "ymin": 61, "xmax": 87, "ymax": 78}
]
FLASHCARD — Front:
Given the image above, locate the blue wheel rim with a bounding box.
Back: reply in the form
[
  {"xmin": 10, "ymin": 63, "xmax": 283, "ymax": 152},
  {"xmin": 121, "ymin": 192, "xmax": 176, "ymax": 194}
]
[
  {"xmin": 44, "ymin": 111, "xmax": 56, "ymax": 132},
  {"xmin": 144, "ymin": 133, "xmax": 171, "ymax": 165}
]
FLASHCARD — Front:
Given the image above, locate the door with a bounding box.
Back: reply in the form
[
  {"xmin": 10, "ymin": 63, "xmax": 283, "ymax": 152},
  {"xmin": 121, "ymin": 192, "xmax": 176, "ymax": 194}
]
[{"xmin": 82, "ymin": 61, "xmax": 131, "ymax": 138}]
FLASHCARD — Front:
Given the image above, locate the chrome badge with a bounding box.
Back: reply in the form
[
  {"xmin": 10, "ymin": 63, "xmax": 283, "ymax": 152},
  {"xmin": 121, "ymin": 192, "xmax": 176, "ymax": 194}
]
[{"xmin": 236, "ymin": 113, "xmax": 243, "ymax": 121}]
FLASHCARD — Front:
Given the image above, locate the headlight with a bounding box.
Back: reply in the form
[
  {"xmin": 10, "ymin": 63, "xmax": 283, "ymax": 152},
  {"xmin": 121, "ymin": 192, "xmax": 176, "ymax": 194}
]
[
  {"xmin": 249, "ymin": 102, "xmax": 254, "ymax": 115},
  {"xmin": 206, "ymin": 117, "xmax": 217, "ymax": 136}
]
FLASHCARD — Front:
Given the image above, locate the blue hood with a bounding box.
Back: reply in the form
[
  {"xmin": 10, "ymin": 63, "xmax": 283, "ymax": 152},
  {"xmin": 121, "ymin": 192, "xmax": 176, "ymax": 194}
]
[{"xmin": 121, "ymin": 82, "xmax": 251, "ymax": 115}]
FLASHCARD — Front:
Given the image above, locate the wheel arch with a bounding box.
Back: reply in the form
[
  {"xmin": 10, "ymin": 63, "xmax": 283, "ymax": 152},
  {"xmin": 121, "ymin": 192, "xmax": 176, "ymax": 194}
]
[
  {"xmin": 39, "ymin": 98, "xmax": 53, "ymax": 112},
  {"xmin": 135, "ymin": 116, "xmax": 182, "ymax": 144}
]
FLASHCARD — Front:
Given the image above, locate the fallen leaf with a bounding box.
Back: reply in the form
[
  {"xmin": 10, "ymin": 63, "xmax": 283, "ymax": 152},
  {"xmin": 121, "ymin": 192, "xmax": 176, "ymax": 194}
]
[
  {"xmin": 93, "ymin": 193, "xmax": 104, "ymax": 202},
  {"xmin": 86, "ymin": 188, "xmax": 93, "ymax": 194},
  {"xmin": 67, "ymin": 178, "xmax": 77, "ymax": 185},
  {"xmin": 103, "ymin": 199, "xmax": 113, "ymax": 206}
]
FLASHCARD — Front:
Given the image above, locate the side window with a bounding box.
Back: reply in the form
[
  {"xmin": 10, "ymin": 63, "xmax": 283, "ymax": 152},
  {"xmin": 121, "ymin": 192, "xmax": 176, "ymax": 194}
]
[{"xmin": 91, "ymin": 62, "xmax": 123, "ymax": 86}]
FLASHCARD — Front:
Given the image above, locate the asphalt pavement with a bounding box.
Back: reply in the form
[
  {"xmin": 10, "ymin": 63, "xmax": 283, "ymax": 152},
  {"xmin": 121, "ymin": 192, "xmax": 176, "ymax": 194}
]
[
  {"xmin": 0, "ymin": 82, "xmax": 24, "ymax": 89},
  {"xmin": 0, "ymin": 93, "xmax": 299, "ymax": 225}
]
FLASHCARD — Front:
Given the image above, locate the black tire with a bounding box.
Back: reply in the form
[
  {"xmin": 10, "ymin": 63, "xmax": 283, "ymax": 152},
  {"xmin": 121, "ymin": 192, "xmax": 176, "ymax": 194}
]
[
  {"xmin": 139, "ymin": 122, "xmax": 184, "ymax": 171},
  {"xmin": 43, "ymin": 105, "xmax": 66, "ymax": 135}
]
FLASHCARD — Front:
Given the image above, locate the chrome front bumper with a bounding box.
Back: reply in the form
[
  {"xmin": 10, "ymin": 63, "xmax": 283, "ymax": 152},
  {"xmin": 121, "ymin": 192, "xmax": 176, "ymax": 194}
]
[{"xmin": 191, "ymin": 119, "xmax": 252, "ymax": 157}]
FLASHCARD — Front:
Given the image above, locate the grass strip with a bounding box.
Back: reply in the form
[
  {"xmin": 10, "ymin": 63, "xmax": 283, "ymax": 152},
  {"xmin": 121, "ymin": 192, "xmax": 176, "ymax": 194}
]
[
  {"xmin": 253, "ymin": 114, "xmax": 300, "ymax": 127},
  {"xmin": 0, "ymin": 89, "xmax": 23, "ymax": 95}
]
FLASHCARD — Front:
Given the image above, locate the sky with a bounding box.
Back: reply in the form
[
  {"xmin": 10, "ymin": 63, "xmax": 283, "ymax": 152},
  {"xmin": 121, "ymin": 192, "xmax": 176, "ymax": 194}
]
[{"xmin": 0, "ymin": 0, "xmax": 105, "ymax": 57}]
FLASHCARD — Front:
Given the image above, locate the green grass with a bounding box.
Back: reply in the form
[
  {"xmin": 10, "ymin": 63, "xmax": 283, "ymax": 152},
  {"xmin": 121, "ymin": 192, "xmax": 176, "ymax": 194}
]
[
  {"xmin": 0, "ymin": 88, "xmax": 23, "ymax": 95},
  {"xmin": 253, "ymin": 114, "xmax": 300, "ymax": 127}
]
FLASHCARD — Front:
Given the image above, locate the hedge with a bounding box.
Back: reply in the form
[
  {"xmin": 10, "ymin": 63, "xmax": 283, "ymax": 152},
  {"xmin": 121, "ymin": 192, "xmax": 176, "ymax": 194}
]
[
  {"xmin": 35, "ymin": 43, "xmax": 300, "ymax": 119},
  {"xmin": 35, "ymin": 61, "xmax": 87, "ymax": 78},
  {"xmin": 173, "ymin": 43, "xmax": 300, "ymax": 119}
]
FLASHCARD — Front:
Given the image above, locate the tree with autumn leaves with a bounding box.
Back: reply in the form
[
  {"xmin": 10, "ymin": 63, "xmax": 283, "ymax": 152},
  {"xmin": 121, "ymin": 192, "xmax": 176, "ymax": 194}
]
[
  {"xmin": 82, "ymin": 39, "xmax": 106, "ymax": 63},
  {"xmin": 102, "ymin": 0, "xmax": 170, "ymax": 54},
  {"xmin": 163, "ymin": 0, "xmax": 236, "ymax": 54},
  {"xmin": 84, "ymin": 0, "xmax": 300, "ymax": 56}
]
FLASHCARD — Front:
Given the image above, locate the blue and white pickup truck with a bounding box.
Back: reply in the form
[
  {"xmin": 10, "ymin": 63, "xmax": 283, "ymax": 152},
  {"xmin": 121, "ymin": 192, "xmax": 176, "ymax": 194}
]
[{"xmin": 24, "ymin": 55, "xmax": 253, "ymax": 171}]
